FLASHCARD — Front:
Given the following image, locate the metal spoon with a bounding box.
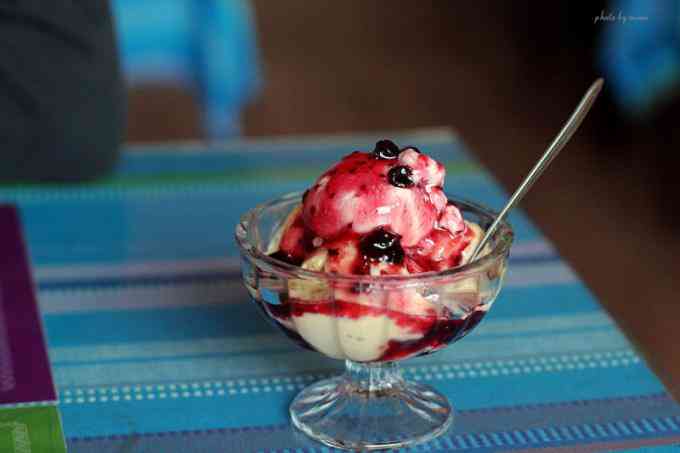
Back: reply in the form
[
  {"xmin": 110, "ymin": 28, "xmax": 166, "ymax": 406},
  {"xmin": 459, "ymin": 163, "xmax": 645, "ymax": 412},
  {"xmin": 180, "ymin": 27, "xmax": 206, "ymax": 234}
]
[{"xmin": 469, "ymin": 78, "xmax": 604, "ymax": 261}]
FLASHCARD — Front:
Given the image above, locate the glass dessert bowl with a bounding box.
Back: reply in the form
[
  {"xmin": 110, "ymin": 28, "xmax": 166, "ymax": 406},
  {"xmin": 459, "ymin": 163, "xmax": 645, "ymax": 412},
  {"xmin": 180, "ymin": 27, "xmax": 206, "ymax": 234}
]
[{"xmin": 236, "ymin": 192, "xmax": 513, "ymax": 451}]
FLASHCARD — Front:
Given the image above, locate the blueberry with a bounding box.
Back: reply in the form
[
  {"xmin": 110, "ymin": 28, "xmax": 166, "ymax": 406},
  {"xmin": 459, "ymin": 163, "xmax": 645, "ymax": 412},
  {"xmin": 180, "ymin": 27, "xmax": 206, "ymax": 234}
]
[
  {"xmin": 373, "ymin": 139, "xmax": 400, "ymax": 159},
  {"xmin": 359, "ymin": 227, "xmax": 404, "ymax": 264},
  {"xmin": 388, "ymin": 165, "xmax": 415, "ymax": 188}
]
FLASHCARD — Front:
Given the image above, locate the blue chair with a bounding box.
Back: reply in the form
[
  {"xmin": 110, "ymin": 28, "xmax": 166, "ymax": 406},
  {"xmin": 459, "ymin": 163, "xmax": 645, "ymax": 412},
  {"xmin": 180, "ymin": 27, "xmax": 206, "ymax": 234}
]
[
  {"xmin": 598, "ymin": 0, "xmax": 680, "ymax": 116},
  {"xmin": 112, "ymin": 0, "xmax": 261, "ymax": 139}
]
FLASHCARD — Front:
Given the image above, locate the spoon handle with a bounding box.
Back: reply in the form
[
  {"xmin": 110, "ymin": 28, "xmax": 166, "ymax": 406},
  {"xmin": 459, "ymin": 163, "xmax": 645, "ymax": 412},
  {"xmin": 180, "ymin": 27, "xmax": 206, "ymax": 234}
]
[{"xmin": 469, "ymin": 78, "xmax": 604, "ymax": 261}]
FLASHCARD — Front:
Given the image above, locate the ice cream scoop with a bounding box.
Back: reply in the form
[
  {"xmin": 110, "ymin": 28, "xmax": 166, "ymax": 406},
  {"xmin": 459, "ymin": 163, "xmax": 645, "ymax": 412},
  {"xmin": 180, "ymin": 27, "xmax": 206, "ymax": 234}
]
[
  {"xmin": 261, "ymin": 140, "xmax": 494, "ymax": 361},
  {"xmin": 271, "ymin": 140, "xmax": 480, "ymax": 276}
]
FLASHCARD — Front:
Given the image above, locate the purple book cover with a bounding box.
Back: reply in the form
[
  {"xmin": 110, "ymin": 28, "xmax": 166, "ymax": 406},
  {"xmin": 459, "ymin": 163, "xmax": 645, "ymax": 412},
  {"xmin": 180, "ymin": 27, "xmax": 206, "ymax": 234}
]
[{"xmin": 0, "ymin": 204, "xmax": 56, "ymax": 405}]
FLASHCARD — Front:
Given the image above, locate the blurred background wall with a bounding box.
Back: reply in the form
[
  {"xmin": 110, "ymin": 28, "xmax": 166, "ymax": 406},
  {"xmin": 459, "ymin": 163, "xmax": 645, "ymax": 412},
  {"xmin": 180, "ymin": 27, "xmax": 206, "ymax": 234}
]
[{"xmin": 114, "ymin": 1, "xmax": 680, "ymax": 393}]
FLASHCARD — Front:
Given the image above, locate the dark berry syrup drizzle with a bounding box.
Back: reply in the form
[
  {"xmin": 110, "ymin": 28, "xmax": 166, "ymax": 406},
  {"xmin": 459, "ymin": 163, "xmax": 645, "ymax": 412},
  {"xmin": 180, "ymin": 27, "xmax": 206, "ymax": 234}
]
[
  {"xmin": 263, "ymin": 295, "xmax": 487, "ymax": 362},
  {"xmin": 380, "ymin": 308, "xmax": 487, "ymax": 361}
]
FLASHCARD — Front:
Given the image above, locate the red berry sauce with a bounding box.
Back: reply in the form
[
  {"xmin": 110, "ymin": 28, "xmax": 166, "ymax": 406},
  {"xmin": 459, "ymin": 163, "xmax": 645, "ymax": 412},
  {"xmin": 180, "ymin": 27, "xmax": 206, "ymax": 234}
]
[{"xmin": 262, "ymin": 140, "xmax": 486, "ymax": 362}]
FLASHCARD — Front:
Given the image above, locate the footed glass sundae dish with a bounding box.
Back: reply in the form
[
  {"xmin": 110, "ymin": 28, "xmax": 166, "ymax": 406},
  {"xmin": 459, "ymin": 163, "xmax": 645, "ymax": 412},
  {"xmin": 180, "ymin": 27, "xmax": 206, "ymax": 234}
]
[{"xmin": 236, "ymin": 140, "xmax": 513, "ymax": 450}]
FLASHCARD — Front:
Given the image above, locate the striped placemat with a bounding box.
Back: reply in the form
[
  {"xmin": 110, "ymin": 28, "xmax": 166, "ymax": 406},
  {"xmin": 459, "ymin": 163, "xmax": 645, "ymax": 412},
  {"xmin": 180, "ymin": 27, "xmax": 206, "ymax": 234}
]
[{"xmin": 1, "ymin": 129, "xmax": 677, "ymax": 452}]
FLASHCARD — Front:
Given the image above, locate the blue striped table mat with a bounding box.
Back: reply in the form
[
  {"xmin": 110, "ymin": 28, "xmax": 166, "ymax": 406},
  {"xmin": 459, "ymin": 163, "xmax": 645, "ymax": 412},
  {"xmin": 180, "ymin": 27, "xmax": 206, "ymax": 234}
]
[{"xmin": 1, "ymin": 129, "xmax": 677, "ymax": 452}]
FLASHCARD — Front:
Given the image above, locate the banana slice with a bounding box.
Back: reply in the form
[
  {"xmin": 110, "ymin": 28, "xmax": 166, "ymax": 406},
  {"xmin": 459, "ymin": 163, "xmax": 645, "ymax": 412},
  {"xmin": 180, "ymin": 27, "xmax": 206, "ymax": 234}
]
[
  {"xmin": 288, "ymin": 248, "xmax": 330, "ymax": 301},
  {"xmin": 460, "ymin": 221, "xmax": 485, "ymax": 265},
  {"xmin": 441, "ymin": 221, "xmax": 487, "ymax": 312}
]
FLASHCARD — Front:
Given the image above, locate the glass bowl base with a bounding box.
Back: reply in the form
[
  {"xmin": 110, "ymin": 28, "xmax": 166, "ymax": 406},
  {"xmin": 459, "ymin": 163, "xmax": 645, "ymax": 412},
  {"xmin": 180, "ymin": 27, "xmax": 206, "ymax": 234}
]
[{"xmin": 290, "ymin": 361, "xmax": 453, "ymax": 451}]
